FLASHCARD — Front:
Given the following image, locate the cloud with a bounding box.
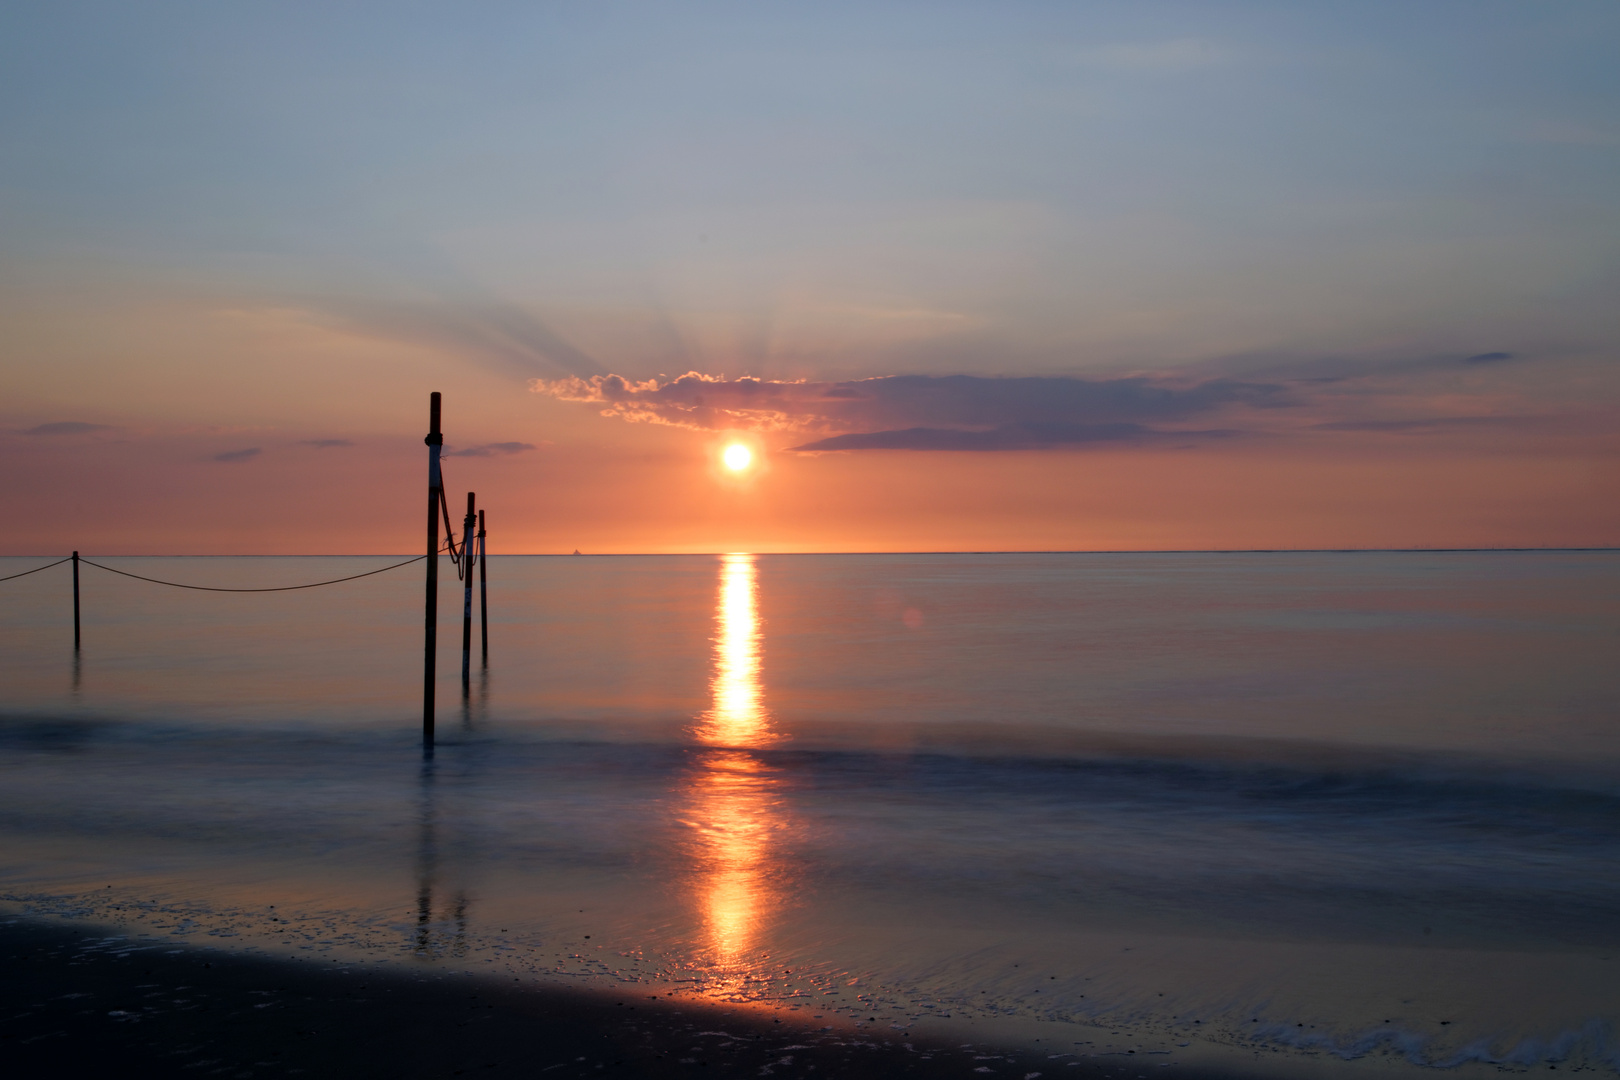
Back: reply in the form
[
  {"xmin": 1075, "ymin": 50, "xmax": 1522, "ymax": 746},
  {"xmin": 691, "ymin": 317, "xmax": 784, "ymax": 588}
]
[
  {"xmin": 1314, "ymin": 415, "xmax": 1539, "ymax": 433},
  {"xmin": 302, "ymin": 438, "xmax": 354, "ymax": 448},
  {"xmin": 24, "ymin": 421, "xmax": 111, "ymax": 436},
  {"xmin": 789, "ymin": 422, "xmax": 1228, "ymax": 452},
  {"xmin": 213, "ymin": 447, "xmax": 262, "ymax": 463},
  {"xmin": 1184, "ymin": 347, "xmax": 1538, "ymax": 384},
  {"xmin": 535, "ymin": 371, "xmax": 1285, "ymax": 451},
  {"xmin": 303, "ymin": 298, "xmax": 605, "ymax": 379},
  {"xmin": 444, "ymin": 441, "xmax": 538, "ymax": 458}
]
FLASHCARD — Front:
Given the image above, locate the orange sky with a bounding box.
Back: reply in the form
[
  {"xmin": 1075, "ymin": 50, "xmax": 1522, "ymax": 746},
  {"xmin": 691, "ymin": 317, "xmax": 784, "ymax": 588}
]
[
  {"xmin": 3, "ymin": 5, "xmax": 1618, "ymax": 554},
  {"xmin": 9, "ymin": 379, "xmax": 1617, "ymax": 555}
]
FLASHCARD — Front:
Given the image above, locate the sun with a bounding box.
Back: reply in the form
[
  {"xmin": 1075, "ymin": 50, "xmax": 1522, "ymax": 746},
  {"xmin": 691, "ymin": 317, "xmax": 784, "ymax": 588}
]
[{"xmin": 722, "ymin": 443, "xmax": 753, "ymax": 472}]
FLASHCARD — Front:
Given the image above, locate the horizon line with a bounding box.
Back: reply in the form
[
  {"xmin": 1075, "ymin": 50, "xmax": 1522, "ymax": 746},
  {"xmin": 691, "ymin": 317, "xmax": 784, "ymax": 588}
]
[{"xmin": 4, "ymin": 547, "xmax": 1618, "ymax": 558}]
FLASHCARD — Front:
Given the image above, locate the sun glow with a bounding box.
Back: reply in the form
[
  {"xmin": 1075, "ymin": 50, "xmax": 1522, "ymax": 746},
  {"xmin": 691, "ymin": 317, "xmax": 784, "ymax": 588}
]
[{"xmin": 722, "ymin": 443, "xmax": 752, "ymax": 471}]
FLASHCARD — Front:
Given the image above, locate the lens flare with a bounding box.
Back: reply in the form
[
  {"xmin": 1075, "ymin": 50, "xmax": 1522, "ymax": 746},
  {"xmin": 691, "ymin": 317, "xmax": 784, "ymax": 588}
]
[{"xmin": 722, "ymin": 444, "xmax": 752, "ymax": 471}]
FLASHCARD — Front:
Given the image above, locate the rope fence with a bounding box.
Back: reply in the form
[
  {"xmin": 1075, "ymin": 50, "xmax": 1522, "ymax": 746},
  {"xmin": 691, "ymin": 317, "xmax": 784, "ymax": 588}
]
[
  {"xmin": 76, "ymin": 553, "xmax": 431, "ymax": 592},
  {"xmin": 0, "ymin": 557, "xmax": 72, "ymax": 583},
  {"xmin": 7, "ymin": 392, "xmax": 487, "ymax": 749},
  {"xmin": 0, "ymin": 549, "xmax": 452, "ymax": 592}
]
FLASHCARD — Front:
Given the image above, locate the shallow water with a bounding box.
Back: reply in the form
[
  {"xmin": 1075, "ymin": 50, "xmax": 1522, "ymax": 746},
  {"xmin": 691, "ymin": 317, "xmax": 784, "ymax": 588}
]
[{"xmin": 2, "ymin": 551, "xmax": 1618, "ymax": 1073}]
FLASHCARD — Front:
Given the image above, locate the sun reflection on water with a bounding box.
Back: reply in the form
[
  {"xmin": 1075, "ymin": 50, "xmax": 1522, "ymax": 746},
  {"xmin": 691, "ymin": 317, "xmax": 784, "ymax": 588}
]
[
  {"xmin": 697, "ymin": 553, "xmax": 772, "ymax": 748},
  {"xmin": 682, "ymin": 553, "xmax": 790, "ymax": 979},
  {"xmin": 686, "ymin": 749, "xmax": 781, "ymax": 963}
]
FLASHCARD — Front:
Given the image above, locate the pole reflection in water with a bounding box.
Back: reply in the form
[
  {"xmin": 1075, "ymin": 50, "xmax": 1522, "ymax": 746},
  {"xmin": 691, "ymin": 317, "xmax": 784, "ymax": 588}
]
[
  {"xmin": 459, "ymin": 665, "xmax": 489, "ymax": 734},
  {"xmin": 413, "ymin": 758, "xmax": 468, "ymax": 959},
  {"xmin": 681, "ymin": 553, "xmax": 793, "ymax": 978}
]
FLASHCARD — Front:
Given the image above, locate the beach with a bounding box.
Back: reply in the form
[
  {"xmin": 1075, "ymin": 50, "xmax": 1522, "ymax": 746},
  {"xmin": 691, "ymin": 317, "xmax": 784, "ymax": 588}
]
[{"xmin": 5, "ymin": 917, "xmax": 1280, "ymax": 1079}]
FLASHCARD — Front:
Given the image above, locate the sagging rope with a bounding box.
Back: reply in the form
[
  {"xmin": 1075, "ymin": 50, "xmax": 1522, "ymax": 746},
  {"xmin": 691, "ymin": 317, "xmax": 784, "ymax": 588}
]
[
  {"xmin": 0, "ymin": 556, "xmax": 72, "ymax": 583},
  {"xmin": 2, "ymin": 529, "xmax": 472, "ymax": 594},
  {"xmin": 73, "ymin": 549, "xmax": 449, "ymax": 593},
  {"xmin": 429, "ymin": 453, "xmax": 470, "ymax": 582},
  {"xmin": 440, "ymin": 487, "xmax": 467, "ymax": 580}
]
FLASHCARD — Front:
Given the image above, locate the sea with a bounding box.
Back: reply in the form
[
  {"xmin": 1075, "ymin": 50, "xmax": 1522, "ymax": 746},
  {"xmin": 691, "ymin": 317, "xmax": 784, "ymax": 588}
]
[{"xmin": 2, "ymin": 551, "xmax": 1617, "ymax": 1076}]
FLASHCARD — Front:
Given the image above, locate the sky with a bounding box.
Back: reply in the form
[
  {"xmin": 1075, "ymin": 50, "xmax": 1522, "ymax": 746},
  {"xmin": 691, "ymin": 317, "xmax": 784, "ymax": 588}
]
[{"xmin": 2, "ymin": 0, "xmax": 1617, "ymax": 553}]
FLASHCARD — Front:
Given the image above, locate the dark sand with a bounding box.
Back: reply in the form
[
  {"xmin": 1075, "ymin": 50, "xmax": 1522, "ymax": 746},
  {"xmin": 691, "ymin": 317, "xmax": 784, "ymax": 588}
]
[{"xmin": 0, "ymin": 919, "xmax": 1259, "ymax": 1079}]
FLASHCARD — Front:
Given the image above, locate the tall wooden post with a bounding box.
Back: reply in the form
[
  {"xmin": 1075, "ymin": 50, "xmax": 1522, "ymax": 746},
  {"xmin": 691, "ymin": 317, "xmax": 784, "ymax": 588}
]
[
  {"xmin": 461, "ymin": 492, "xmax": 476, "ymax": 691},
  {"xmin": 71, "ymin": 551, "xmax": 80, "ymax": 650},
  {"xmin": 478, "ymin": 510, "xmax": 488, "ymax": 668},
  {"xmin": 424, "ymin": 393, "xmax": 443, "ymax": 750}
]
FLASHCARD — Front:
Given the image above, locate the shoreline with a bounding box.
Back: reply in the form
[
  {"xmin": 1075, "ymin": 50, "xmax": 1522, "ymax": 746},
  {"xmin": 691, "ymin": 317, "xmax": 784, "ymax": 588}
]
[{"xmin": 1, "ymin": 916, "xmax": 1272, "ymax": 1079}]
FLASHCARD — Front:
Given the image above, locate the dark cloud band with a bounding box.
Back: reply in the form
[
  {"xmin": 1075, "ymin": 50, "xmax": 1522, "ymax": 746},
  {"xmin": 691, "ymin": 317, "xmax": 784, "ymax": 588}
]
[
  {"xmin": 213, "ymin": 448, "xmax": 262, "ymax": 463},
  {"xmin": 535, "ymin": 371, "xmax": 1284, "ymax": 450},
  {"xmin": 444, "ymin": 442, "xmax": 538, "ymax": 458},
  {"xmin": 24, "ymin": 421, "xmax": 111, "ymax": 436},
  {"xmin": 789, "ymin": 422, "xmax": 1157, "ymax": 451}
]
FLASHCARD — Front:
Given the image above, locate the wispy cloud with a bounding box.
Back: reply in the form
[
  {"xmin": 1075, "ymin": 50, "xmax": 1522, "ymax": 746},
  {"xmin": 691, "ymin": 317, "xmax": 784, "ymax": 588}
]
[
  {"xmin": 789, "ymin": 422, "xmax": 1239, "ymax": 452},
  {"xmin": 1182, "ymin": 347, "xmax": 1537, "ymax": 384},
  {"xmin": 24, "ymin": 421, "xmax": 112, "ymax": 436},
  {"xmin": 535, "ymin": 371, "xmax": 1285, "ymax": 451},
  {"xmin": 1314, "ymin": 415, "xmax": 1540, "ymax": 433},
  {"xmin": 302, "ymin": 438, "xmax": 354, "ymax": 448},
  {"xmin": 303, "ymin": 298, "xmax": 605, "ymax": 380},
  {"xmin": 213, "ymin": 447, "xmax": 262, "ymax": 463},
  {"xmin": 444, "ymin": 441, "xmax": 538, "ymax": 458}
]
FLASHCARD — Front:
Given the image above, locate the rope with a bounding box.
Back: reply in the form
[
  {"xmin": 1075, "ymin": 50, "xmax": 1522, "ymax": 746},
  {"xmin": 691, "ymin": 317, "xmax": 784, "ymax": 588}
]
[
  {"xmin": 439, "ymin": 488, "xmax": 469, "ymax": 580},
  {"xmin": 78, "ymin": 553, "xmax": 438, "ymax": 593},
  {"xmin": 433, "ymin": 461, "xmax": 471, "ymax": 581},
  {"xmin": 0, "ymin": 556, "xmax": 72, "ymax": 583}
]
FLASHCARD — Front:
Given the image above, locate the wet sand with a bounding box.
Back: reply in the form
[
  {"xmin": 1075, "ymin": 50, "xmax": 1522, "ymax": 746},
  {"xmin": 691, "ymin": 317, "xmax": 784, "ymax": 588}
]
[{"xmin": 1, "ymin": 918, "xmax": 1261, "ymax": 1080}]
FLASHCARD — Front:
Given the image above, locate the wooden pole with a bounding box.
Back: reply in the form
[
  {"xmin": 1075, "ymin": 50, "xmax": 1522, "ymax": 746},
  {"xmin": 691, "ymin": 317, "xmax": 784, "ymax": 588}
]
[
  {"xmin": 478, "ymin": 510, "xmax": 488, "ymax": 668},
  {"xmin": 424, "ymin": 393, "xmax": 443, "ymax": 750},
  {"xmin": 71, "ymin": 551, "xmax": 80, "ymax": 651},
  {"xmin": 461, "ymin": 492, "xmax": 476, "ymax": 691}
]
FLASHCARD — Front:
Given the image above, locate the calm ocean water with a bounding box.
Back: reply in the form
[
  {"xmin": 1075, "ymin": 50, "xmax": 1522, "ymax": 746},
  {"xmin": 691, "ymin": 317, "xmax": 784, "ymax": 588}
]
[{"xmin": 2, "ymin": 551, "xmax": 1618, "ymax": 1074}]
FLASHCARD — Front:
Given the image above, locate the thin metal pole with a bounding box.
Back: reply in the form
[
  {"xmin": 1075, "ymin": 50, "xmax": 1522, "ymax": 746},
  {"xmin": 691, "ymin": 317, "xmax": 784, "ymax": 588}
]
[
  {"xmin": 71, "ymin": 551, "xmax": 80, "ymax": 650},
  {"xmin": 478, "ymin": 510, "xmax": 488, "ymax": 668},
  {"xmin": 424, "ymin": 393, "xmax": 443, "ymax": 750},
  {"xmin": 461, "ymin": 492, "xmax": 476, "ymax": 692}
]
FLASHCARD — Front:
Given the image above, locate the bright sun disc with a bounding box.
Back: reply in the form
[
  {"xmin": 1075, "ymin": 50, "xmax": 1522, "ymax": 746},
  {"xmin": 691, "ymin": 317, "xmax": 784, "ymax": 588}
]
[{"xmin": 723, "ymin": 444, "xmax": 752, "ymax": 471}]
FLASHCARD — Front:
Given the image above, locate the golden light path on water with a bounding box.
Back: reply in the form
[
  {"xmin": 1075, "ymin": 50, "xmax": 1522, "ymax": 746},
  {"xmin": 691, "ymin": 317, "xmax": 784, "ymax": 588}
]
[
  {"xmin": 705, "ymin": 552, "xmax": 768, "ymax": 747},
  {"xmin": 685, "ymin": 553, "xmax": 788, "ymax": 982}
]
